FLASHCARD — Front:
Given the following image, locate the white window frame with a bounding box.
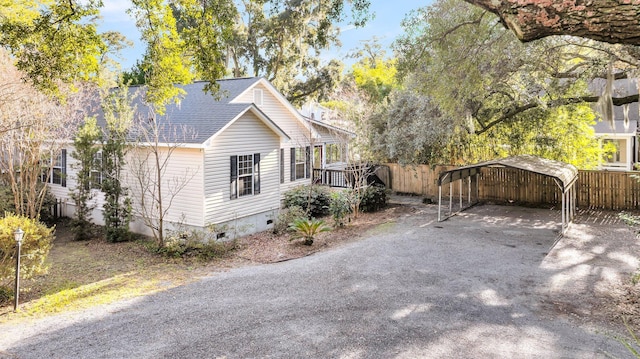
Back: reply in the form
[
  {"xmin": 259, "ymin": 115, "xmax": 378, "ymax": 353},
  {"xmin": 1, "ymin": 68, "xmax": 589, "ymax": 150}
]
[
  {"xmin": 91, "ymin": 151, "xmax": 103, "ymax": 189},
  {"xmin": 295, "ymin": 147, "xmax": 306, "ymax": 180},
  {"xmin": 42, "ymin": 150, "xmax": 65, "ymax": 186},
  {"xmin": 237, "ymin": 154, "xmax": 254, "ymax": 197}
]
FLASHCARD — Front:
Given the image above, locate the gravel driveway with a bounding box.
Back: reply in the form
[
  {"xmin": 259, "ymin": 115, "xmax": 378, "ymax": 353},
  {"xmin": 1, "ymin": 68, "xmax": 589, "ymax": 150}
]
[{"xmin": 1, "ymin": 203, "xmax": 638, "ymax": 358}]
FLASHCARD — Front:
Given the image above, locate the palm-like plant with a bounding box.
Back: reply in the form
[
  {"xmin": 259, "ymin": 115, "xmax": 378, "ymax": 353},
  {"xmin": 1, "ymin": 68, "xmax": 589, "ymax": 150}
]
[{"xmin": 288, "ymin": 218, "xmax": 331, "ymax": 245}]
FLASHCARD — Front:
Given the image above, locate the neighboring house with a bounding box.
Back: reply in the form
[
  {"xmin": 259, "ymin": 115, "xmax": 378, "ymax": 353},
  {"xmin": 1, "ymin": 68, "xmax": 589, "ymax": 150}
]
[
  {"xmin": 45, "ymin": 77, "xmax": 344, "ymax": 239},
  {"xmin": 593, "ymin": 115, "xmax": 638, "ymax": 171},
  {"xmin": 299, "ymin": 102, "xmax": 355, "ymax": 170},
  {"xmin": 591, "ymin": 78, "xmax": 640, "ymax": 171}
]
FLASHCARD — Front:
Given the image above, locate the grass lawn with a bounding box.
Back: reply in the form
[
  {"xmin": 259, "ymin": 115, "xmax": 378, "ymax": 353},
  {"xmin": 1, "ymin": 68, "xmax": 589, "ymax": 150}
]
[
  {"xmin": 0, "ymin": 220, "xmax": 233, "ymax": 320},
  {"xmin": 0, "ymin": 207, "xmax": 403, "ymax": 321}
]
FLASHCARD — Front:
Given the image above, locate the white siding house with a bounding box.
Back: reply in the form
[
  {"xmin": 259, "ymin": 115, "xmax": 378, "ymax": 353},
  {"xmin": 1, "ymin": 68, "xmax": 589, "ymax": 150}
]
[
  {"xmin": 593, "ymin": 105, "xmax": 639, "ymax": 171},
  {"xmin": 47, "ymin": 77, "xmax": 340, "ymax": 239},
  {"xmin": 231, "ymin": 79, "xmax": 318, "ymax": 193},
  {"xmin": 594, "ymin": 119, "xmax": 637, "ymax": 171},
  {"xmin": 592, "ymin": 78, "xmax": 640, "ymax": 171}
]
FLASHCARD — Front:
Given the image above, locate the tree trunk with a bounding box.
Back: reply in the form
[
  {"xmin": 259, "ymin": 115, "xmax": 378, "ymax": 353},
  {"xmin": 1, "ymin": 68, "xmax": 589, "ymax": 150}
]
[{"xmin": 463, "ymin": 0, "xmax": 640, "ymax": 45}]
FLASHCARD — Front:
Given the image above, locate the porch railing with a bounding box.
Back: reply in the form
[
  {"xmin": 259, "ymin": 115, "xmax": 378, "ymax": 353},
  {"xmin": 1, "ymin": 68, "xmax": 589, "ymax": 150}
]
[
  {"xmin": 312, "ymin": 165, "xmax": 389, "ymax": 188},
  {"xmin": 313, "ymin": 168, "xmax": 348, "ymax": 188}
]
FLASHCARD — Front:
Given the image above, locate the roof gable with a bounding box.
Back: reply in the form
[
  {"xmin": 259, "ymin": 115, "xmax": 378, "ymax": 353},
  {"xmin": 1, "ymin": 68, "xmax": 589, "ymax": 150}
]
[
  {"xmin": 96, "ymin": 78, "xmax": 286, "ymax": 146},
  {"xmin": 203, "ymin": 104, "xmax": 289, "ymax": 146},
  {"xmin": 230, "ymin": 78, "xmax": 318, "ymax": 138}
]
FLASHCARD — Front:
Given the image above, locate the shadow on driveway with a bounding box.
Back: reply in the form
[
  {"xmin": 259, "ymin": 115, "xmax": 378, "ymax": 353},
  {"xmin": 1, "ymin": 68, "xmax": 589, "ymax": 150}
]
[{"xmin": 2, "ymin": 204, "xmax": 638, "ymax": 358}]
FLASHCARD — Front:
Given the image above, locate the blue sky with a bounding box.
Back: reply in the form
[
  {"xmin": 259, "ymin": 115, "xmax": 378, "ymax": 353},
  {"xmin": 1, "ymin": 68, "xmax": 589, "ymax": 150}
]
[{"xmin": 99, "ymin": 0, "xmax": 433, "ymax": 70}]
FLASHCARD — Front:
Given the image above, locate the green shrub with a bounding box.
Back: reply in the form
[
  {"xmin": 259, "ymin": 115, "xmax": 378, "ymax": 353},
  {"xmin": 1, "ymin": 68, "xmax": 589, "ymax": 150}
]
[
  {"xmin": 38, "ymin": 188, "xmax": 60, "ymax": 225},
  {"xmin": 359, "ymin": 184, "xmax": 388, "ymax": 213},
  {"xmin": 70, "ymin": 219, "xmax": 103, "ymax": 241},
  {"xmin": 329, "ymin": 191, "xmax": 351, "ymax": 226},
  {"xmin": 273, "ymin": 206, "xmax": 307, "ymax": 234},
  {"xmin": 0, "ymin": 185, "xmax": 14, "ymax": 216},
  {"xmin": 0, "ymin": 285, "xmax": 11, "ymax": 305},
  {"xmin": 0, "ymin": 184, "xmax": 58, "ymax": 224},
  {"xmin": 288, "ymin": 218, "xmax": 331, "ymax": 246},
  {"xmin": 283, "ymin": 185, "xmax": 330, "ymax": 218},
  {"xmin": 0, "ymin": 214, "xmax": 53, "ymax": 289},
  {"xmin": 160, "ymin": 225, "xmax": 236, "ymax": 259}
]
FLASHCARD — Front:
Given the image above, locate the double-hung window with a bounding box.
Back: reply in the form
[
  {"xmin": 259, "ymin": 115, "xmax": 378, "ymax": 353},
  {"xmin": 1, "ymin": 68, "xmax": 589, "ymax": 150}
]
[
  {"xmin": 290, "ymin": 146, "xmax": 310, "ymax": 181},
  {"xmin": 295, "ymin": 148, "xmax": 306, "ymax": 180},
  {"xmin": 42, "ymin": 149, "xmax": 67, "ymax": 187},
  {"xmin": 230, "ymin": 153, "xmax": 261, "ymax": 199},
  {"xmin": 91, "ymin": 151, "xmax": 103, "ymax": 189},
  {"xmin": 237, "ymin": 154, "xmax": 254, "ymax": 196}
]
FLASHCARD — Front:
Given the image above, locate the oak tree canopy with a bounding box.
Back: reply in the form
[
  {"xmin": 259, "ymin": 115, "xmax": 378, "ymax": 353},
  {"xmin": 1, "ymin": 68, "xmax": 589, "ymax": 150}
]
[{"xmin": 463, "ymin": 0, "xmax": 640, "ymax": 46}]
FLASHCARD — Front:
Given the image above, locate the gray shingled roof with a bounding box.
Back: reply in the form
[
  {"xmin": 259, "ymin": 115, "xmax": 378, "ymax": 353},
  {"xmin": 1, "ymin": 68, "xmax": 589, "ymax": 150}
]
[
  {"xmin": 593, "ymin": 108, "xmax": 638, "ymax": 134},
  {"xmin": 97, "ymin": 77, "xmax": 266, "ymax": 144}
]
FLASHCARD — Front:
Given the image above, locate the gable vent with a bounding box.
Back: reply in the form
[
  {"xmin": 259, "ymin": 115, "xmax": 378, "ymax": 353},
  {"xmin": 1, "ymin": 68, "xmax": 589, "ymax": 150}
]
[{"xmin": 253, "ymin": 89, "xmax": 263, "ymax": 106}]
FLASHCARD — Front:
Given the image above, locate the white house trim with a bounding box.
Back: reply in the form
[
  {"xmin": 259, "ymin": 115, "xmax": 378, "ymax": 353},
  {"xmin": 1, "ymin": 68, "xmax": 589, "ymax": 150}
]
[
  {"xmin": 204, "ymin": 104, "xmax": 290, "ymax": 147},
  {"xmin": 231, "ymin": 78, "xmax": 320, "ymax": 139}
]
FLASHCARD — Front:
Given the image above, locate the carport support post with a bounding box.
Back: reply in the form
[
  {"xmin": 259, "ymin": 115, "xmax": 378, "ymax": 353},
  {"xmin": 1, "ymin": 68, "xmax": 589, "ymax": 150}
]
[
  {"xmin": 468, "ymin": 176, "xmax": 471, "ymax": 205},
  {"xmin": 459, "ymin": 179, "xmax": 463, "ymax": 210},
  {"xmin": 438, "ymin": 185, "xmax": 442, "ymax": 221},
  {"xmin": 449, "ymin": 182, "xmax": 452, "ymax": 215},
  {"xmin": 561, "ymin": 190, "xmax": 566, "ymax": 233},
  {"xmin": 475, "ymin": 173, "xmax": 480, "ymax": 204},
  {"xmin": 571, "ymin": 185, "xmax": 576, "ymax": 220}
]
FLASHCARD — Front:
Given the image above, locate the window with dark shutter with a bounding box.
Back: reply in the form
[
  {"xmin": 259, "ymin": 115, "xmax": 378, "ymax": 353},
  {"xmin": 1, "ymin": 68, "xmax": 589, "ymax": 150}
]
[
  {"xmin": 290, "ymin": 147, "xmax": 295, "ymax": 182},
  {"xmin": 305, "ymin": 146, "xmax": 311, "ymax": 179},
  {"xmin": 61, "ymin": 149, "xmax": 67, "ymax": 187},
  {"xmin": 230, "ymin": 155, "xmax": 238, "ymax": 199},
  {"xmin": 280, "ymin": 149, "xmax": 284, "ymax": 184},
  {"xmin": 253, "ymin": 153, "xmax": 260, "ymax": 194}
]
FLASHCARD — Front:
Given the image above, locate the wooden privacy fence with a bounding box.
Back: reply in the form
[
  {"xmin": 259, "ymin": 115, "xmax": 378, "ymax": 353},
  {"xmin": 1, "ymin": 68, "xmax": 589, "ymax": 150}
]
[
  {"xmin": 578, "ymin": 170, "xmax": 640, "ymax": 210},
  {"xmin": 385, "ymin": 163, "xmax": 640, "ymax": 211}
]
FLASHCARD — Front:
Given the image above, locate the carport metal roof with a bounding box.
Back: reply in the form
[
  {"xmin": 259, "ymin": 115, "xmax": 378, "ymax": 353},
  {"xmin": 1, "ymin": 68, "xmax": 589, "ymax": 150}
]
[
  {"xmin": 438, "ymin": 155, "xmax": 578, "ymax": 190},
  {"xmin": 437, "ymin": 155, "xmax": 579, "ymax": 233}
]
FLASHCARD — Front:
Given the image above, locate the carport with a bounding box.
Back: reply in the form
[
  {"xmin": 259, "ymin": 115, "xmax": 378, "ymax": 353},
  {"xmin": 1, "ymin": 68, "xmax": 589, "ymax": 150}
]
[{"xmin": 437, "ymin": 155, "xmax": 578, "ymax": 233}]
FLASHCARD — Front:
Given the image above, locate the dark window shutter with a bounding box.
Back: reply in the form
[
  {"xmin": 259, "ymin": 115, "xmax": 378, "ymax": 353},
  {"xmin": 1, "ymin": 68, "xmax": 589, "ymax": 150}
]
[
  {"xmin": 61, "ymin": 149, "xmax": 67, "ymax": 187},
  {"xmin": 305, "ymin": 146, "xmax": 311, "ymax": 179},
  {"xmin": 254, "ymin": 153, "xmax": 260, "ymax": 195},
  {"xmin": 280, "ymin": 149, "xmax": 284, "ymax": 184},
  {"xmin": 290, "ymin": 147, "xmax": 295, "ymax": 182},
  {"xmin": 230, "ymin": 155, "xmax": 237, "ymax": 199}
]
